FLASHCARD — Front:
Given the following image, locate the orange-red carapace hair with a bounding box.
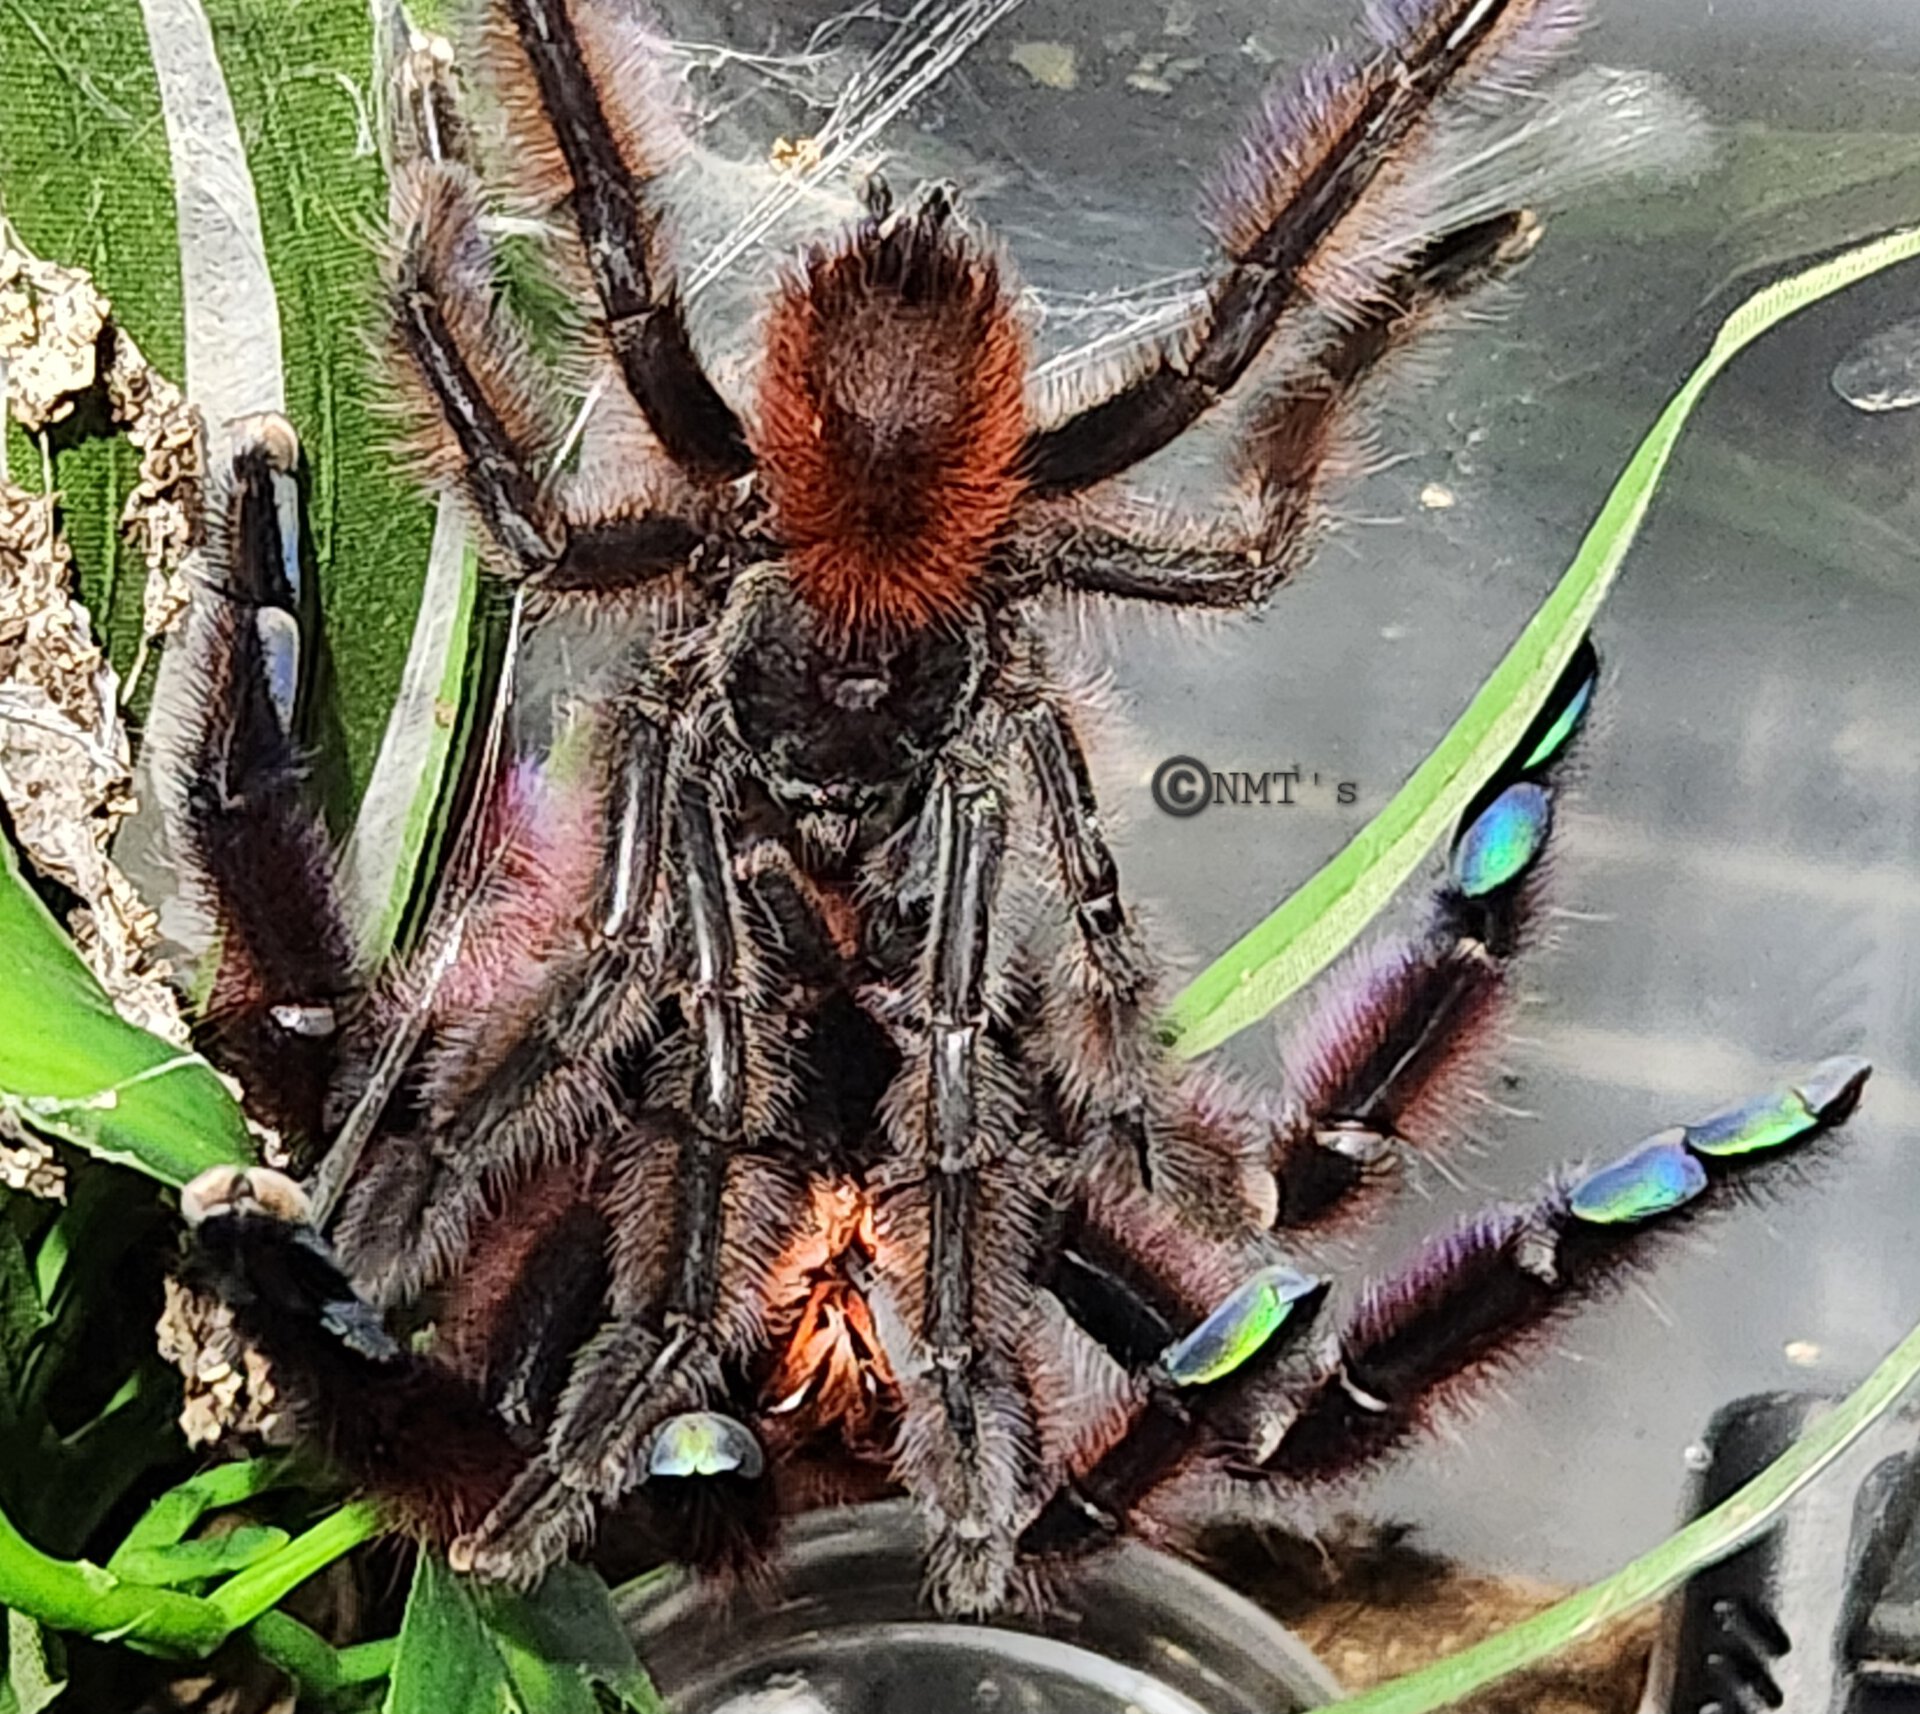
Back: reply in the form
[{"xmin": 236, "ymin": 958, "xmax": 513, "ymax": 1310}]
[{"xmin": 755, "ymin": 203, "xmax": 1029, "ymax": 636}]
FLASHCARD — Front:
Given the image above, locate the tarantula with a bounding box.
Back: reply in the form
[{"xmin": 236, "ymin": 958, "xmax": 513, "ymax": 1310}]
[{"xmin": 172, "ymin": 0, "xmax": 1873, "ymax": 1619}]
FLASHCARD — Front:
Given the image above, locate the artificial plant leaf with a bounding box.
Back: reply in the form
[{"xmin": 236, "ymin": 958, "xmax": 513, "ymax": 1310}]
[
  {"xmin": 108, "ymin": 1525, "xmax": 292, "ymax": 1591},
  {"xmin": 140, "ymin": 0, "xmax": 284, "ymax": 431},
  {"xmin": 30, "ymin": 1371, "xmax": 176, "ymax": 1555},
  {"xmin": 0, "ymin": 831, "xmax": 251, "ymax": 1185},
  {"xmin": 109, "ymin": 1459, "xmax": 289, "ymax": 1568},
  {"xmin": 488, "ymin": 1628, "xmax": 599, "ymax": 1714},
  {"xmin": 0, "ymin": 0, "xmax": 183, "ymax": 667},
  {"xmin": 2, "ymin": 1610, "xmax": 64, "ymax": 1714},
  {"xmin": 28, "ymin": 1169, "xmax": 107, "ymax": 1310},
  {"xmin": 484, "ymin": 1565, "xmax": 663, "ymax": 1714},
  {"xmin": 0, "ymin": 1498, "xmax": 232, "ymax": 1658},
  {"xmin": 0, "ymin": 0, "xmax": 440, "ymax": 806},
  {"xmin": 384, "ymin": 1553, "xmax": 512, "ymax": 1714},
  {"xmin": 204, "ymin": 1500, "xmax": 383, "ymax": 1631},
  {"xmin": 29, "ymin": 1169, "xmax": 153, "ymax": 1353},
  {"xmin": 19, "ymin": 1176, "xmax": 173, "ymax": 1516},
  {"xmin": 1326, "ymin": 1305, "xmax": 1920, "ymax": 1714},
  {"xmin": 341, "ymin": 516, "xmax": 481, "ymax": 967},
  {"xmin": 1163, "ymin": 221, "xmax": 1920, "ymax": 1058},
  {"xmin": 0, "ymin": 1222, "xmax": 41, "ymax": 1423}
]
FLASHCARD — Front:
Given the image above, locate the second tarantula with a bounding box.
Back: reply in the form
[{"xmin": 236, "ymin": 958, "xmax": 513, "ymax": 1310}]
[{"xmin": 175, "ymin": 0, "xmax": 1873, "ymax": 1618}]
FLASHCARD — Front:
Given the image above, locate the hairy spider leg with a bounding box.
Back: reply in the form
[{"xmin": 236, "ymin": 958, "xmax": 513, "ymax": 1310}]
[
  {"xmin": 1260, "ymin": 1056, "xmax": 1873, "ymax": 1491},
  {"xmin": 1012, "ymin": 691, "xmax": 1181, "ymax": 1194},
  {"xmin": 1014, "ymin": 619, "xmax": 1593, "ymax": 1251},
  {"xmin": 482, "ymin": 0, "xmax": 751, "ymax": 481},
  {"xmin": 452, "ymin": 769, "xmax": 814, "ymax": 1581},
  {"xmin": 1022, "ymin": 0, "xmax": 1579, "ymax": 496},
  {"xmin": 165, "ymin": 419, "xmax": 356, "ymax": 1147},
  {"xmin": 334, "ymin": 39, "xmax": 723, "ymax": 1295},
  {"xmin": 862, "ymin": 741, "xmax": 1062, "ymax": 1617},
  {"xmin": 1011, "ymin": 635, "xmax": 1595, "ymax": 1563},
  {"xmin": 1028, "ymin": 1166, "xmax": 1317, "ymax": 1538},
  {"xmin": 179, "ymin": 1167, "xmax": 526, "ymax": 1540},
  {"xmin": 1021, "ymin": 1260, "xmax": 1331, "ymax": 1568},
  {"xmin": 1014, "ymin": 1057, "xmax": 1871, "ymax": 1567},
  {"xmin": 435, "ymin": 1152, "xmax": 613, "ymax": 1438},
  {"xmin": 1262, "ymin": 636, "xmax": 1601, "ymax": 1228},
  {"xmin": 386, "ymin": 159, "xmax": 705, "ymax": 595},
  {"xmin": 1018, "ymin": 207, "xmax": 1541, "ymax": 611},
  {"xmin": 327, "ymin": 694, "xmax": 670, "ymax": 1309},
  {"xmin": 1011, "ymin": 682, "xmax": 1287, "ymax": 1242},
  {"xmin": 165, "ymin": 421, "xmax": 673, "ymax": 1535}
]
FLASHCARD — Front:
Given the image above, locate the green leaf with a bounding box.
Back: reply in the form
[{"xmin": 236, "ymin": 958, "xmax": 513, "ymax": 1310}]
[
  {"xmin": 384, "ymin": 1555, "xmax": 512, "ymax": 1714},
  {"xmin": 26, "ymin": 1171, "xmax": 153, "ymax": 1386},
  {"xmin": 27, "ymin": 1177, "xmax": 87, "ymax": 1311},
  {"xmin": 0, "ymin": 833, "xmax": 252, "ymax": 1186},
  {"xmin": 342, "ymin": 520, "xmax": 481, "ymax": 966},
  {"xmin": 109, "ymin": 1460, "xmax": 290, "ymax": 1569},
  {"xmin": 247, "ymin": 1611, "xmax": 396, "ymax": 1704},
  {"xmin": 384, "ymin": 1557, "xmax": 660, "ymax": 1714},
  {"xmin": 0, "ymin": 0, "xmax": 185, "ymax": 670},
  {"xmin": 53, "ymin": 1371, "xmax": 178, "ymax": 1546},
  {"xmin": 488, "ymin": 1629, "xmax": 599, "ymax": 1714},
  {"xmin": 109, "ymin": 1526, "xmax": 292, "ymax": 1590},
  {"xmin": 0, "ymin": 0, "xmax": 439, "ymax": 804},
  {"xmin": 205, "ymin": 1500, "xmax": 382, "ymax": 1630},
  {"xmin": 4, "ymin": 1610, "xmax": 65, "ymax": 1714},
  {"xmin": 0, "ymin": 1221, "xmax": 42, "ymax": 1422},
  {"xmin": 1163, "ymin": 222, "xmax": 1920, "ymax": 1058},
  {"xmin": 0, "ymin": 1499, "xmax": 232, "ymax": 1658},
  {"xmin": 484, "ymin": 1565, "xmax": 662, "ymax": 1714}
]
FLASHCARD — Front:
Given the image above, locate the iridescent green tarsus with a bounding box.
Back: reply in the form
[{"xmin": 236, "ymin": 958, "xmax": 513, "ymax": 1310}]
[
  {"xmin": 1161, "ymin": 1265, "xmax": 1323, "ymax": 1388},
  {"xmin": 1163, "ymin": 223, "xmax": 1920, "ymax": 1058}
]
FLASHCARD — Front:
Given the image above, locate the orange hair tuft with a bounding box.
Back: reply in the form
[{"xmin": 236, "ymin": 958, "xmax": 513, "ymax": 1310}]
[{"xmin": 755, "ymin": 205, "xmax": 1029, "ymax": 636}]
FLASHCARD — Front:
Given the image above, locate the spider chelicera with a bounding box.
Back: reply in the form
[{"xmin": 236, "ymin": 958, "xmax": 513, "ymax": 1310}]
[{"xmin": 172, "ymin": 0, "xmax": 1871, "ymax": 1617}]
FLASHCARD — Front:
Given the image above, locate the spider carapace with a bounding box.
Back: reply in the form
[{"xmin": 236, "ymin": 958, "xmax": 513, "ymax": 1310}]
[{"xmin": 174, "ymin": 0, "xmax": 1872, "ymax": 1619}]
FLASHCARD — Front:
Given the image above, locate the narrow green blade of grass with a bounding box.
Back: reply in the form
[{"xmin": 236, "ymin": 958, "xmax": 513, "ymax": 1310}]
[
  {"xmin": 1163, "ymin": 223, "xmax": 1920, "ymax": 1058},
  {"xmin": 1323, "ymin": 1307, "xmax": 1920, "ymax": 1714},
  {"xmin": 204, "ymin": 1500, "xmax": 382, "ymax": 1630},
  {"xmin": 0, "ymin": 831, "xmax": 251, "ymax": 1185},
  {"xmin": 342, "ymin": 513, "xmax": 480, "ymax": 967}
]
